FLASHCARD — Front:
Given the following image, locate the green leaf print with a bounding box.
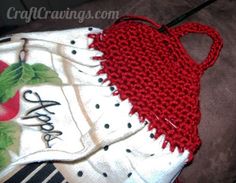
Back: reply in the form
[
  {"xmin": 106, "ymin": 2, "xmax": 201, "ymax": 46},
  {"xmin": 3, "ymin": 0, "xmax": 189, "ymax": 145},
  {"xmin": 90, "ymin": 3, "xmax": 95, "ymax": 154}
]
[
  {"xmin": 28, "ymin": 63, "xmax": 62, "ymax": 85},
  {"xmin": 0, "ymin": 62, "xmax": 62, "ymax": 103},
  {"xmin": 0, "ymin": 122, "xmax": 21, "ymax": 171},
  {"xmin": 0, "ymin": 62, "xmax": 34, "ymax": 103}
]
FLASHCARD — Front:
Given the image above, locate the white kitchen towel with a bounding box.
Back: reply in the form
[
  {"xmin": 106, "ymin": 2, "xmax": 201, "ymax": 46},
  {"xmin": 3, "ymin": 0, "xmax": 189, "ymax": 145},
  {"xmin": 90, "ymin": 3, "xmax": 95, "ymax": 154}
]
[{"xmin": 0, "ymin": 27, "xmax": 189, "ymax": 183}]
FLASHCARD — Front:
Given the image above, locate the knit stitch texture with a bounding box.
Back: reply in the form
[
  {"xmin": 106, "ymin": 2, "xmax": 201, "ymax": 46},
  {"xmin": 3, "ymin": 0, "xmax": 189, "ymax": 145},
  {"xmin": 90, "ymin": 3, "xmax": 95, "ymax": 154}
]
[{"xmin": 88, "ymin": 15, "xmax": 223, "ymax": 161}]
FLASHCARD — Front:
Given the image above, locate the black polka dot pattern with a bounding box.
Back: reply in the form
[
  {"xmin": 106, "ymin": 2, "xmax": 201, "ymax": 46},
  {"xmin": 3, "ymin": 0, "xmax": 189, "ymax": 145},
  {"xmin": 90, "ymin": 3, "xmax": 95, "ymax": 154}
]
[
  {"xmin": 95, "ymin": 104, "xmax": 100, "ymax": 109},
  {"xmin": 88, "ymin": 27, "xmax": 93, "ymax": 31},
  {"xmin": 71, "ymin": 40, "xmax": 75, "ymax": 44},
  {"xmin": 127, "ymin": 172, "xmax": 132, "ymax": 177},
  {"xmin": 103, "ymin": 172, "xmax": 108, "ymax": 177},
  {"xmin": 98, "ymin": 78, "xmax": 103, "ymax": 83},
  {"xmin": 126, "ymin": 149, "xmax": 131, "ymax": 153},
  {"xmin": 104, "ymin": 145, "xmax": 109, "ymax": 151},
  {"xmin": 72, "ymin": 50, "xmax": 77, "ymax": 54},
  {"xmin": 77, "ymin": 171, "xmax": 83, "ymax": 177},
  {"xmin": 115, "ymin": 103, "xmax": 120, "ymax": 107},
  {"xmin": 104, "ymin": 124, "xmax": 110, "ymax": 129},
  {"xmin": 127, "ymin": 123, "xmax": 132, "ymax": 128},
  {"xmin": 150, "ymin": 133, "xmax": 155, "ymax": 139},
  {"xmin": 110, "ymin": 86, "xmax": 115, "ymax": 91}
]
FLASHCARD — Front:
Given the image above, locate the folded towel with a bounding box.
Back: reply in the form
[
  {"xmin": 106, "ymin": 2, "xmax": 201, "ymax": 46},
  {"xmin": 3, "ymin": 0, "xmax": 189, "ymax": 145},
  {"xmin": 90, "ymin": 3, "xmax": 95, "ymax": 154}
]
[{"xmin": 0, "ymin": 27, "xmax": 188, "ymax": 183}]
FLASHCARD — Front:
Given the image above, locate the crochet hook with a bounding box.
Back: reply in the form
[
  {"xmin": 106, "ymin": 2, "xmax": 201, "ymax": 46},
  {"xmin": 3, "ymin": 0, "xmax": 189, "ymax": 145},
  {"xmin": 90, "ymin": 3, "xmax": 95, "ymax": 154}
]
[{"xmin": 158, "ymin": 0, "xmax": 218, "ymax": 32}]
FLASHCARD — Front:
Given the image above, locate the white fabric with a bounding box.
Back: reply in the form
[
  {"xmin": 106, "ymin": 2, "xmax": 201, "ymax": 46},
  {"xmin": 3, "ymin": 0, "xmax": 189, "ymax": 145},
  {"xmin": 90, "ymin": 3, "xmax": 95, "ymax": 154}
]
[{"xmin": 0, "ymin": 27, "xmax": 189, "ymax": 183}]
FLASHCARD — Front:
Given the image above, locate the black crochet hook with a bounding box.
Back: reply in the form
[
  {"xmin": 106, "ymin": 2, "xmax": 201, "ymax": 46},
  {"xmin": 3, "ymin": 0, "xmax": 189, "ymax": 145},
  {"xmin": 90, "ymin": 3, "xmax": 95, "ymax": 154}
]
[{"xmin": 158, "ymin": 0, "xmax": 218, "ymax": 32}]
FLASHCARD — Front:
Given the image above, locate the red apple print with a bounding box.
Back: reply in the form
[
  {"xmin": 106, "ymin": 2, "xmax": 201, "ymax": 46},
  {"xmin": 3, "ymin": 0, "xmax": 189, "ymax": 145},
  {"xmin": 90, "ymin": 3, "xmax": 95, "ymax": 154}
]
[{"xmin": 0, "ymin": 60, "xmax": 20, "ymax": 122}]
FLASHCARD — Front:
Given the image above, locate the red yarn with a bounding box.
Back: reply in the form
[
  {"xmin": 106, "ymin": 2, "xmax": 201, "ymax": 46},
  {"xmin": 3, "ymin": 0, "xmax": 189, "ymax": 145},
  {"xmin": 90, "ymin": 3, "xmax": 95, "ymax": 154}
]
[
  {"xmin": 89, "ymin": 15, "xmax": 223, "ymax": 161},
  {"xmin": 0, "ymin": 60, "xmax": 20, "ymax": 122}
]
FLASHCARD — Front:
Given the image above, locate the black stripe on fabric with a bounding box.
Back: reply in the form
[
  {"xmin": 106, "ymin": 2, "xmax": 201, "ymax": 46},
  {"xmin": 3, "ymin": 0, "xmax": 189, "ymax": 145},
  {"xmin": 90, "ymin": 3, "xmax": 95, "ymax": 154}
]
[
  {"xmin": 47, "ymin": 171, "xmax": 65, "ymax": 183},
  {"xmin": 4, "ymin": 163, "xmax": 42, "ymax": 183},
  {"xmin": 26, "ymin": 163, "xmax": 56, "ymax": 183}
]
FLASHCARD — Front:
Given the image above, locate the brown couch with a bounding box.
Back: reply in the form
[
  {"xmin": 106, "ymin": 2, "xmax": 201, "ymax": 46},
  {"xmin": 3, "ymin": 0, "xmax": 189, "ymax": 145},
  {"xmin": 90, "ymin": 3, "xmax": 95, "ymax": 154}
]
[{"xmin": 7, "ymin": 0, "xmax": 236, "ymax": 182}]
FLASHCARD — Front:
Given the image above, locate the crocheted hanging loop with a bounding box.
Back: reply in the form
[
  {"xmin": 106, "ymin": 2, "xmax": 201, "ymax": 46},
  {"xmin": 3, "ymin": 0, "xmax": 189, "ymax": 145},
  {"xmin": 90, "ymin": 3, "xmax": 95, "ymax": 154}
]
[
  {"xmin": 170, "ymin": 22, "xmax": 223, "ymax": 72},
  {"xmin": 114, "ymin": 15, "xmax": 223, "ymax": 72},
  {"xmin": 89, "ymin": 15, "xmax": 223, "ymax": 161}
]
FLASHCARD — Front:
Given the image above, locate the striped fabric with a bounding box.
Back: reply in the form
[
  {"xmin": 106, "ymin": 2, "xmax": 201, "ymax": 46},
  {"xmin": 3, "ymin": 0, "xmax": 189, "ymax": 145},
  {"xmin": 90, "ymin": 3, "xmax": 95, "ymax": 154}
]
[{"xmin": 4, "ymin": 163, "xmax": 67, "ymax": 183}]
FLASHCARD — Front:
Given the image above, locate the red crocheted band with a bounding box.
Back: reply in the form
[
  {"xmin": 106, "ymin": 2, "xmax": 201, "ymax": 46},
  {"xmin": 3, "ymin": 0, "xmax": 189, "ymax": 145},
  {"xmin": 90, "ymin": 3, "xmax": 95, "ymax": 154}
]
[{"xmin": 88, "ymin": 15, "xmax": 223, "ymax": 161}]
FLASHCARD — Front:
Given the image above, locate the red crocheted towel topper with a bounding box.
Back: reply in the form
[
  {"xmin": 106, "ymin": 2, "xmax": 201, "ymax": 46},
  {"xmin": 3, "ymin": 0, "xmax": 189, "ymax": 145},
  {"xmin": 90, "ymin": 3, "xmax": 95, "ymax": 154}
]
[{"xmin": 89, "ymin": 15, "xmax": 223, "ymax": 161}]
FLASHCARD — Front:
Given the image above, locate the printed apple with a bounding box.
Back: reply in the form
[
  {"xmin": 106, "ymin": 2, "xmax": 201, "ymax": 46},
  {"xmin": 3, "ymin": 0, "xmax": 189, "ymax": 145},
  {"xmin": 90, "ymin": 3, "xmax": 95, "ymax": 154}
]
[{"xmin": 0, "ymin": 60, "xmax": 20, "ymax": 122}]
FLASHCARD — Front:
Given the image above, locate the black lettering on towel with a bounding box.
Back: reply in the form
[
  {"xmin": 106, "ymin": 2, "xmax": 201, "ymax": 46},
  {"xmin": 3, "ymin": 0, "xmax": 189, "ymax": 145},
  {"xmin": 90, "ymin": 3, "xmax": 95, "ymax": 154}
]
[{"xmin": 21, "ymin": 90, "xmax": 63, "ymax": 148}]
